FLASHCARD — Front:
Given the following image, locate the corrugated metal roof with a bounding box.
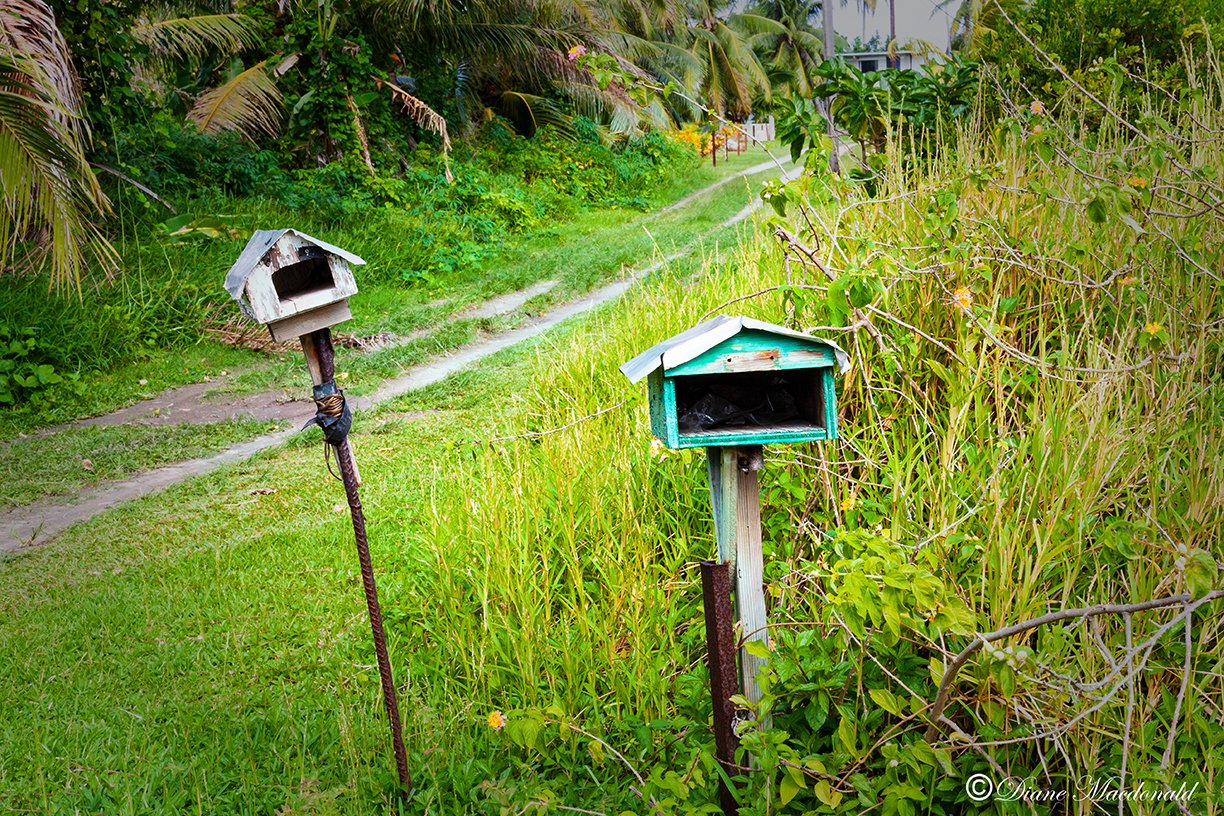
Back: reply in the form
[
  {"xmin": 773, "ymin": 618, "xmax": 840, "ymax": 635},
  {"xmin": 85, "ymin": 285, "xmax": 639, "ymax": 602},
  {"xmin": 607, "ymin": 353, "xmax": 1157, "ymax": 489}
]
[
  {"xmin": 619, "ymin": 315, "xmax": 850, "ymax": 383},
  {"xmin": 224, "ymin": 229, "xmax": 366, "ymax": 301}
]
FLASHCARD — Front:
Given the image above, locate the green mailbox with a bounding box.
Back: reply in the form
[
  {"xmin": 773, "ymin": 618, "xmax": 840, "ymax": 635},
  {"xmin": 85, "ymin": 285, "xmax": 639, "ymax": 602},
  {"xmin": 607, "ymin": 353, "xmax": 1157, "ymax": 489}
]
[{"xmin": 620, "ymin": 315, "xmax": 850, "ymax": 450}]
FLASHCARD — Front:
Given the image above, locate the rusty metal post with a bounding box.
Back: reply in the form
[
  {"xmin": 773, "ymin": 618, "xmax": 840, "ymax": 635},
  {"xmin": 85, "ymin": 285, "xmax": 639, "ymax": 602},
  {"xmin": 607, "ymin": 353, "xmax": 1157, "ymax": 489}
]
[
  {"xmin": 701, "ymin": 560, "xmax": 740, "ymax": 816},
  {"xmin": 307, "ymin": 328, "xmax": 412, "ymax": 797}
]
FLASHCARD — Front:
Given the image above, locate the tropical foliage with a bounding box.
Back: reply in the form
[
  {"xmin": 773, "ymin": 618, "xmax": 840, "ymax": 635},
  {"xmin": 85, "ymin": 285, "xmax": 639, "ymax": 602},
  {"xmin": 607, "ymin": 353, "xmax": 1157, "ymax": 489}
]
[
  {"xmin": 2, "ymin": 0, "xmax": 1224, "ymax": 814},
  {"xmin": 776, "ymin": 56, "xmax": 979, "ymax": 167},
  {"xmin": 0, "ymin": 0, "xmax": 116, "ymax": 289}
]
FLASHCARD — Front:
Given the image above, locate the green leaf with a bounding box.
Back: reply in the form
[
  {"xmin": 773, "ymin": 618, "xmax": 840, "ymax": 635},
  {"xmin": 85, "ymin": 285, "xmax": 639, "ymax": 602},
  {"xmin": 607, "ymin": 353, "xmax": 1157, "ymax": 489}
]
[
  {"xmin": 837, "ymin": 715, "xmax": 858, "ymax": 757},
  {"xmin": 780, "ymin": 765, "xmax": 806, "ymax": 805},
  {"xmin": 881, "ymin": 599, "xmax": 902, "ymax": 641},
  {"xmin": 813, "ymin": 780, "xmax": 843, "ymax": 807},
  {"xmin": 995, "ymin": 664, "xmax": 1015, "ymax": 696},
  {"xmin": 745, "ymin": 639, "xmax": 771, "ymax": 659},
  {"xmin": 1086, "ymin": 196, "xmax": 1108, "ymax": 223},
  {"xmin": 869, "ymin": 688, "xmax": 903, "ymax": 716},
  {"xmin": 929, "ymin": 657, "xmax": 945, "ymax": 685},
  {"xmin": 1185, "ymin": 549, "xmax": 1218, "ymax": 598},
  {"xmin": 35, "ymin": 364, "xmax": 61, "ymax": 384}
]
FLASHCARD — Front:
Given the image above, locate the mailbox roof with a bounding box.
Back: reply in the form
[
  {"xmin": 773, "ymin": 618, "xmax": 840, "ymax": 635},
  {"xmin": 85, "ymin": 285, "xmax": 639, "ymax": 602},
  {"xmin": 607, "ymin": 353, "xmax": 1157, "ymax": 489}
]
[
  {"xmin": 224, "ymin": 229, "xmax": 366, "ymax": 301},
  {"xmin": 619, "ymin": 315, "xmax": 850, "ymax": 383}
]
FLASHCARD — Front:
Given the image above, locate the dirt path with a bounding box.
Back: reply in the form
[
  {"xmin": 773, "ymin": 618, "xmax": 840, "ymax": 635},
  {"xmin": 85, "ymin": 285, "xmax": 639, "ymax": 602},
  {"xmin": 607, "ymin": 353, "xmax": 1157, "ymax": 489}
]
[
  {"xmin": 652, "ymin": 154, "xmax": 788, "ymax": 218},
  {"xmin": 1, "ymin": 161, "xmax": 798, "ymax": 553},
  {"xmin": 31, "ymin": 279, "xmax": 562, "ymax": 434}
]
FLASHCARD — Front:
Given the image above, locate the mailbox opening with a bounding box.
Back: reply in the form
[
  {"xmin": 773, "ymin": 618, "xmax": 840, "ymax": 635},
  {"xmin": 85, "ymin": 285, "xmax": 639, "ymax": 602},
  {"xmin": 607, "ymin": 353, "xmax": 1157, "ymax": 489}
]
[
  {"xmin": 272, "ymin": 257, "xmax": 335, "ymax": 302},
  {"xmin": 674, "ymin": 369, "xmax": 826, "ymax": 437}
]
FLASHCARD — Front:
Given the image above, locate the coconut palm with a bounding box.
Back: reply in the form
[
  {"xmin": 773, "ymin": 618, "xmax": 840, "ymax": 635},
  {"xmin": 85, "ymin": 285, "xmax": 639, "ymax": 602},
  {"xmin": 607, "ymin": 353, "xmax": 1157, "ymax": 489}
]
[
  {"xmin": 745, "ymin": 0, "xmax": 824, "ymax": 97},
  {"xmin": 685, "ymin": 0, "xmax": 772, "ymax": 120},
  {"xmin": 0, "ymin": 0, "xmax": 117, "ymax": 289},
  {"xmin": 379, "ymin": 0, "xmax": 677, "ymax": 137},
  {"xmin": 1, "ymin": 0, "xmax": 271, "ymax": 288},
  {"xmin": 941, "ymin": 0, "xmax": 1021, "ymax": 54}
]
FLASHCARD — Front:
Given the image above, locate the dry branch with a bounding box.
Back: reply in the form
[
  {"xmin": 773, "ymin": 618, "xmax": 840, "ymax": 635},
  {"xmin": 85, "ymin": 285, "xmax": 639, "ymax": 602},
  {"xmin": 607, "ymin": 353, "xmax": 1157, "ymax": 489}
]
[
  {"xmin": 924, "ymin": 590, "xmax": 1224, "ymax": 742},
  {"xmin": 379, "ymin": 78, "xmax": 452, "ymax": 181}
]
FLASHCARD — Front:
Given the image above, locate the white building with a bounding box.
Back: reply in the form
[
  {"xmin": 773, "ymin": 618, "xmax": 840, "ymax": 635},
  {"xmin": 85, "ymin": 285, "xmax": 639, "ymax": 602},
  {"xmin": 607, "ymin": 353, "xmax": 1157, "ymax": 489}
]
[{"xmin": 840, "ymin": 50, "xmax": 928, "ymax": 73}]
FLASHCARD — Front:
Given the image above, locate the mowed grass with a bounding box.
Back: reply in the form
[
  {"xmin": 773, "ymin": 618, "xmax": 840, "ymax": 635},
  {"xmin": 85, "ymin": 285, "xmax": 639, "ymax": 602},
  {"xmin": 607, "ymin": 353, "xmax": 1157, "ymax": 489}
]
[{"xmin": 0, "ymin": 419, "xmax": 271, "ymax": 509}]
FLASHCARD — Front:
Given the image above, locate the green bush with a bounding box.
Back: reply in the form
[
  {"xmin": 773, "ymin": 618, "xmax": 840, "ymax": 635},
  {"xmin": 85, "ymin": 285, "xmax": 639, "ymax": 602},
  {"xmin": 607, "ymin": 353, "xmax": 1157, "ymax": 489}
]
[
  {"xmin": 104, "ymin": 112, "xmax": 290, "ymax": 203},
  {"xmin": 0, "ymin": 270, "xmax": 211, "ymax": 377},
  {"xmin": 0, "ymin": 324, "xmax": 66, "ymax": 406}
]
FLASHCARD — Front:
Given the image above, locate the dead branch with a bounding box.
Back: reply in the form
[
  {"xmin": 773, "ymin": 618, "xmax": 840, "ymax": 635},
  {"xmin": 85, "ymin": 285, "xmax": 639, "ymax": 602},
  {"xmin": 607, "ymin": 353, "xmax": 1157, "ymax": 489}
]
[{"xmin": 924, "ymin": 589, "xmax": 1224, "ymax": 741}]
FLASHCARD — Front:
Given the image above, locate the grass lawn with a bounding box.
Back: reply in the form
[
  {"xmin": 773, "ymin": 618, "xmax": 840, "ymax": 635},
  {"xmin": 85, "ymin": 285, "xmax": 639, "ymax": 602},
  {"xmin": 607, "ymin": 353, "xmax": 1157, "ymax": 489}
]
[{"xmin": 0, "ymin": 420, "xmax": 273, "ymax": 509}]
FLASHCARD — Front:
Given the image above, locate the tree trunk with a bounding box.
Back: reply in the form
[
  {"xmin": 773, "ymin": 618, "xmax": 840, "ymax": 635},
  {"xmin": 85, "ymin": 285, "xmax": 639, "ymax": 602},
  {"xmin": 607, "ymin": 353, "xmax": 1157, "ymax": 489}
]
[{"xmin": 823, "ymin": 0, "xmax": 840, "ymax": 174}]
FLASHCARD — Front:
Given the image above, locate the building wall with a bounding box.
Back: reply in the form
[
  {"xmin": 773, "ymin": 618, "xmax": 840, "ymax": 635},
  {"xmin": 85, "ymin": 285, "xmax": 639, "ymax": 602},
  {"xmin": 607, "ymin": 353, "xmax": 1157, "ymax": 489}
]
[{"xmin": 843, "ymin": 52, "xmax": 927, "ymax": 73}]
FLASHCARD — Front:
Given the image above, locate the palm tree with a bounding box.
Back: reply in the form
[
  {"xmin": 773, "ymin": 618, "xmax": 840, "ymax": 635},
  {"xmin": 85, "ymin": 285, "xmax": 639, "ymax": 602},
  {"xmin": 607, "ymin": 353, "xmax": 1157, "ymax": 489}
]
[
  {"xmin": 1, "ymin": 0, "xmax": 117, "ymax": 289},
  {"xmin": 1, "ymin": 0, "xmax": 272, "ymax": 288},
  {"xmin": 745, "ymin": 0, "xmax": 823, "ymax": 97},
  {"xmin": 941, "ymin": 0, "xmax": 1020, "ymax": 54},
  {"xmin": 395, "ymin": 0, "xmax": 672, "ymax": 137},
  {"xmin": 684, "ymin": 0, "xmax": 771, "ymax": 120}
]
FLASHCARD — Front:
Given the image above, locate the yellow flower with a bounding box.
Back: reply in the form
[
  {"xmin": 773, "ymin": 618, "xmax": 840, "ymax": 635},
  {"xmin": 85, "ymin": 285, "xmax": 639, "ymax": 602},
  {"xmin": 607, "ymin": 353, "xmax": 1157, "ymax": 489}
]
[
  {"xmin": 1128, "ymin": 176, "xmax": 1148, "ymax": 189},
  {"xmin": 1030, "ymin": 100, "xmax": 1045, "ymax": 116},
  {"xmin": 952, "ymin": 286, "xmax": 973, "ymax": 312},
  {"xmin": 839, "ymin": 496, "xmax": 856, "ymax": 512},
  {"xmin": 1144, "ymin": 321, "xmax": 1162, "ymax": 336},
  {"xmin": 487, "ymin": 711, "xmax": 506, "ymax": 730}
]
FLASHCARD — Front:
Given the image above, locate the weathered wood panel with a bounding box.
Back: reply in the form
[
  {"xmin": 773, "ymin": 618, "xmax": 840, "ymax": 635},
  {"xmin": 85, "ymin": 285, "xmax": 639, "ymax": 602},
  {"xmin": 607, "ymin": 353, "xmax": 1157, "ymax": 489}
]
[{"xmin": 666, "ymin": 330, "xmax": 836, "ymax": 377}]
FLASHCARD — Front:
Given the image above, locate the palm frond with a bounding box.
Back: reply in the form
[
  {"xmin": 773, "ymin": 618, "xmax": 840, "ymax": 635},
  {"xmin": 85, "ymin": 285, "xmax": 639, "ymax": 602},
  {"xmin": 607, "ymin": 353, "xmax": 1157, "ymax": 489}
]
[
  {"xmin": 0, "ymin": 51, "xmax": 116, "ymax": 289},
  {"xmin": 0, "ymin": 0, "xmax": 83, "ymax": 135},
  {"xmin": 381, "ymin": 80, "xmax": 453, "ymax": 180},
  {"xmin": 130, "ymin": 12, "xmax": 261, "ymax": 59},
  {"xmin": 499, "ymin": 90, "xmax": 576, "ymax": 140},
  {"xmin": 729, "ymin": 12, "xmax": 786, "ymax": 36},
  {"xmin": 187, "ymin": 58, "xmax": 282, "ymax": 139}
]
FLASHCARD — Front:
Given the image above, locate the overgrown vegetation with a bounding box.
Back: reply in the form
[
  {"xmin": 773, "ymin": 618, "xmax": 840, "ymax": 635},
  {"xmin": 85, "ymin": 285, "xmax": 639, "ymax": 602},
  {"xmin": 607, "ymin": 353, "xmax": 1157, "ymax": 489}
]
[
  {"xmin": 2, "ymin": 30, "xmax": 1221, "ymax": 816},
  {"xmin": 2, "ymin": 0, "xmax": 1224, "ymax": 813}
]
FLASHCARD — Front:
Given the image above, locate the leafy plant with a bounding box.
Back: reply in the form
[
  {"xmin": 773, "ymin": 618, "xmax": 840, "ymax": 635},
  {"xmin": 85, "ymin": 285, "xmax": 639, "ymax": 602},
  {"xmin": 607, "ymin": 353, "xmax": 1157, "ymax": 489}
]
[
  {"xmin": 0, "ymin": 323, "xmax": 64, "ymax": 404},
  {"xmin": 0, "ymin": 0, "xmax": 118, "ymax": 288}
]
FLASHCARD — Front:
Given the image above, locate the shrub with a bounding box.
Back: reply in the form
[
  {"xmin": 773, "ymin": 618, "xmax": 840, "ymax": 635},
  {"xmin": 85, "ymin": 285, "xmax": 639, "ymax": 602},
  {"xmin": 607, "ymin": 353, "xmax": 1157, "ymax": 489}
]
[{"xmin": 0, "ymin": 324, "xmax": 66, "ymax": 406}]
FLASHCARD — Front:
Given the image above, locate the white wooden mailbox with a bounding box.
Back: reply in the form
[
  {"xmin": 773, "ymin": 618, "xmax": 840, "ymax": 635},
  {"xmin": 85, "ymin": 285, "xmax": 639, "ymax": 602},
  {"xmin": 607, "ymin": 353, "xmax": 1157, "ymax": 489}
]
[{"xmin": 224, "ymin": 229, "xmax": 365, "ymax": 341}]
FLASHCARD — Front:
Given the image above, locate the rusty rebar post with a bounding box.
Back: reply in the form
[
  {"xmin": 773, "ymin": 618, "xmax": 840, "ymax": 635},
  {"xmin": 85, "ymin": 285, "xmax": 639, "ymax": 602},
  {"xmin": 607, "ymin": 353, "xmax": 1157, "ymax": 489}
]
[
  {"xmin": 701, "ymin": 560, "xmax": 740, "ymax": 816},
  {"xmin": 309, "ymin": 329, "xmax": 412, "ymax": 797}
]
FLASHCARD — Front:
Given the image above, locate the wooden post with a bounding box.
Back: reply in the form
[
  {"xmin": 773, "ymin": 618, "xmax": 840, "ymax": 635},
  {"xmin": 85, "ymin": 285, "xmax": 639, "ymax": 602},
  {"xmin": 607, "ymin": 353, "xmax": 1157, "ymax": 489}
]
[{"xmin": 707, "ymin": 445, "xmax": 769, "ymax": 706}]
